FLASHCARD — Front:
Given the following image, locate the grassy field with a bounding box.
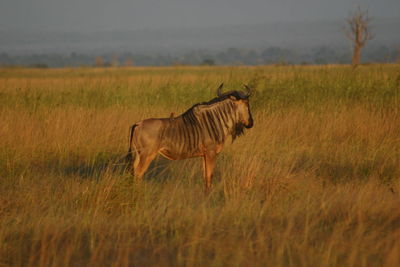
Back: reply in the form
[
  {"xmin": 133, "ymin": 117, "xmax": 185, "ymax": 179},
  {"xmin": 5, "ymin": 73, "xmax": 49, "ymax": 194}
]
[{"xmin": 1, "ymin": 65, "xmax": 400, "ymax": 266}]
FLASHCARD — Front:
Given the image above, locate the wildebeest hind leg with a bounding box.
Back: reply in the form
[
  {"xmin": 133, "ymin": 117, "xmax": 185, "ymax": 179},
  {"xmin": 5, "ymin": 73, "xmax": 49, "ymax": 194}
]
[{"xmin": 133, "ymin": 151, "xmax": 157, "ymax": 183}]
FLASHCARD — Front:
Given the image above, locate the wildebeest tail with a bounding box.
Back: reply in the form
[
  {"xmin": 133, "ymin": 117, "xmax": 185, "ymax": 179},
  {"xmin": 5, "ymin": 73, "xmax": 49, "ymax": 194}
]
[{"xmin": 126, "ymin": 124, "xmax": 137, "ymax": 163}]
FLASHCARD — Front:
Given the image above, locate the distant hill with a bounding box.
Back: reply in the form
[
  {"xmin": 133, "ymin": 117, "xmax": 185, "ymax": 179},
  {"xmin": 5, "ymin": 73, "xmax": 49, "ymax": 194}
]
[{"xmin": 1, "ymin": 18, "xmax": 399, "ymax": 55}]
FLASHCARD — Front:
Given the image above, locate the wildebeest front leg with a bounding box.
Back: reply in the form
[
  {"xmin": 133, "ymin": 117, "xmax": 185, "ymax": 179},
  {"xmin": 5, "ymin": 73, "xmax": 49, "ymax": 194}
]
[
  {"xmin": 133, "ymin": 152, "xmax": 157, "ymax": 183},
  {"xmin": 203, "ymin": 151, "xmax": 217, "ymax": 193}
]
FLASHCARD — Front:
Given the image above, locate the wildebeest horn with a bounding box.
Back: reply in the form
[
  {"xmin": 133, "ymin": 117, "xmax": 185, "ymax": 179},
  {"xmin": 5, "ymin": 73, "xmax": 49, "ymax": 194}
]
[
  {"xmin": 243, "ymin": 84, "xmax": 253, "ymax": 97},
  {"xmin": 217, "ymin": 83, "xmax": 224, "ymax": 97}
]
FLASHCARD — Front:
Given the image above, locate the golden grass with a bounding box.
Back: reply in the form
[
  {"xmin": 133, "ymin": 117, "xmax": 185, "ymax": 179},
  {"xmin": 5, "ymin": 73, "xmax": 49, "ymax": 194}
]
[{"xmin": 0, "ymin": 65, "xmax": 400, "ymax": 266}]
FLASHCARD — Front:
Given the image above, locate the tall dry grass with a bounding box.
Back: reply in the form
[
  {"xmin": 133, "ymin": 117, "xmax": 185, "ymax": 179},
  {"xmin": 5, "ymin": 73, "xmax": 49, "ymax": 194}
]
[{"xmin": 0, "ymin": 65, "xmax": 400, "ymax": 266}]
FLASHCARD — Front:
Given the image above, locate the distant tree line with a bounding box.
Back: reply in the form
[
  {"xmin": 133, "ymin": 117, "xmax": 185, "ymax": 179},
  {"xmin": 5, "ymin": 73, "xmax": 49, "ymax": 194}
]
[{"xmin": 0, "ymin": 45, "xmax": 398, "ymax": 68}]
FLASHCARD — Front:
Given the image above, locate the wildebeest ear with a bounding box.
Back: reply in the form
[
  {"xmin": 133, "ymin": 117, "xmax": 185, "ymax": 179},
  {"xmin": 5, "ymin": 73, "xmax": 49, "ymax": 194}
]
[
  {"xmin": 243, "ymin": 84, "xmax": 253, "ymax": 97},
  {"xmin": 217, "ymin": 83, "xmax": 224, "ymax": 97}
]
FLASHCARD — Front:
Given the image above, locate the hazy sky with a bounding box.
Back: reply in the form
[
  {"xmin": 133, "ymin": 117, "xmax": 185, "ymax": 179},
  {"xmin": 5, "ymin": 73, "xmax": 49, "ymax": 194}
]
[{"xmin": 1, "ymin": 0, "xmax": 399, "ymax": 32}]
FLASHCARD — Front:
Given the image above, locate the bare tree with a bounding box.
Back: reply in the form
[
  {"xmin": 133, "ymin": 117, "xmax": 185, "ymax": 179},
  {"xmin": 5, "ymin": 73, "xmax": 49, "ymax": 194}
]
[{"xmin": 344, "ymin": 7, "xmax": 374, "ymax": 67}]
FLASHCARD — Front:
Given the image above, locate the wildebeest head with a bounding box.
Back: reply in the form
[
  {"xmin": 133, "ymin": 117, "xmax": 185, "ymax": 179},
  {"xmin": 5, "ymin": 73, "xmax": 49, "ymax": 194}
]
[{"xmin": 216, "ymin": 83, "xmax": 254, "ymax": 136}]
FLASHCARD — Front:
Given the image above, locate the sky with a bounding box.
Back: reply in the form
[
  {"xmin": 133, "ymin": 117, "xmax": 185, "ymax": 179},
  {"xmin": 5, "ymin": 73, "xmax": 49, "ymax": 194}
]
[{"xmin": 1, "ymin": 0, "xmax": 399, "ymax": 32}]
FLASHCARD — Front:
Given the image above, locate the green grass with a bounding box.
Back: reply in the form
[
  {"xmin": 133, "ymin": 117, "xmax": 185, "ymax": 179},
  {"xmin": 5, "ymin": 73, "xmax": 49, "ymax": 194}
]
[{"xmin": 0, "ymin": 64, "xmax": 400, "ymax": 266}]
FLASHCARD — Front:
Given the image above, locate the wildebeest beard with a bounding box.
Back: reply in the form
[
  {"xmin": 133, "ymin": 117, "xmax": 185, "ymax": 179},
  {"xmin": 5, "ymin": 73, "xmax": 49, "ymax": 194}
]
[{"xmin": 232, "ymin": 122, "xmax": 245, "ymax": 141}]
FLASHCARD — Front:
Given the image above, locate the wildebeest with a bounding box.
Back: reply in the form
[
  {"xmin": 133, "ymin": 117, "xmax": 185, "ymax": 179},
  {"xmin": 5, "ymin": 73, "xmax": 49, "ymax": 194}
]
[{"xmin": 127, "ymin": 83, "xmax": 254, "ymax": 191}]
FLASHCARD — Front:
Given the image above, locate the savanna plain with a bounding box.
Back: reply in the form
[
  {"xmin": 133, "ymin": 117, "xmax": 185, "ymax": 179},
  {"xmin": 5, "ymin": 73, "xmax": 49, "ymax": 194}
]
[{"xmin": 1, "ymin": 65, "xmax": 400, "ymax": 266}]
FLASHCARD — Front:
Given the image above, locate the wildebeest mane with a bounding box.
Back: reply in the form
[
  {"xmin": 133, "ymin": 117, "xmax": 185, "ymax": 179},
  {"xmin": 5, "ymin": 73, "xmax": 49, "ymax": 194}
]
[{"xmin": 181, "ymin": 90, "xmax": 247, "ymax": 117}]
